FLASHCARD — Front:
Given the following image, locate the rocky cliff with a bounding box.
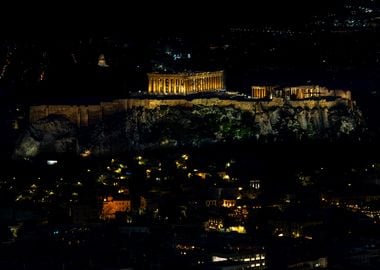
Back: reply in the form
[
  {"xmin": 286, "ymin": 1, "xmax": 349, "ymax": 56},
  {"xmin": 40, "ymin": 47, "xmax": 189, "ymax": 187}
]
[{"xmin": 14, "ymin": 102, "xmax": 364, "ymax": 158}]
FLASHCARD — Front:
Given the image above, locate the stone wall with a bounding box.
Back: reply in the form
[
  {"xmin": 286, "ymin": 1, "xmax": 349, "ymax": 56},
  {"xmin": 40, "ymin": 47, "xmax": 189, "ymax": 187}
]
[{"xmin": 30, "ymin": 97, "xmax": 350, "ymax": 127}]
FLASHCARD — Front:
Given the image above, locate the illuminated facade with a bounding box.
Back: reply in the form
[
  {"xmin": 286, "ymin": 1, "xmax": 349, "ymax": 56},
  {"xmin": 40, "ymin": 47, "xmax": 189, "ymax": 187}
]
[
  {"xmin": 251, "ymin": 85, "xmax": 276, "ymax": 99},
  {"xmin": 251, "ymin": 84, "xmax": 352, "ymax": 100},
  {"xmin": 100, "ymin": 196, "xmax": 131, "ymax": 220},
  {"xmin": 147, "ymin": 70, "xmax": 225, "ymax": 95}
]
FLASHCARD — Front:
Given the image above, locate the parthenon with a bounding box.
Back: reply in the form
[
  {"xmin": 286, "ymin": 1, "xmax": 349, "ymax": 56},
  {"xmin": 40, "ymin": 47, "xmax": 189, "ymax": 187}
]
[{"xmin": 147, "ymin": 70, "xmax": 225, "ymax": 95}]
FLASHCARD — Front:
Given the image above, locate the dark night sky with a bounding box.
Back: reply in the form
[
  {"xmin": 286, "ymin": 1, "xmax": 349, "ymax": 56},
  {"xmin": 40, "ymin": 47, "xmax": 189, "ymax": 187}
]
[{"xmin": 1, "ymin": 1, "xmax": 338, "ymax": 37}]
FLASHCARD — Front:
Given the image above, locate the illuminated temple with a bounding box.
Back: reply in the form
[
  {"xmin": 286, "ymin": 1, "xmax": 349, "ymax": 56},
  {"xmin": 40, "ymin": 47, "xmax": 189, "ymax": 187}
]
[{"xmin": 147, "ymin": 70, "xmax": 225, "ymax": 95}]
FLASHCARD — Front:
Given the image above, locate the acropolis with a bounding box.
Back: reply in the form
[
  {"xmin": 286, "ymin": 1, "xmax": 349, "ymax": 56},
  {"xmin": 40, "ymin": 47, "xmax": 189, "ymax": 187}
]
[{"xmin": 29, "ymin": 70, "xmax": 353, "ymax": 128}]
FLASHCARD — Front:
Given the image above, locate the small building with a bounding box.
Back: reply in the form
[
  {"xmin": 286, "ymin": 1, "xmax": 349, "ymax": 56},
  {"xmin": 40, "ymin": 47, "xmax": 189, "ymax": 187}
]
[{"xmin": 100, "ymin": 196, "xmax": 131, "ymax": 220}]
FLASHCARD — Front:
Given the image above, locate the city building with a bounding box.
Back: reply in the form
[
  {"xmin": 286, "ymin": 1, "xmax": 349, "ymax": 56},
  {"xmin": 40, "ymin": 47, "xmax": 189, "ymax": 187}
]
[{"xmin": 100, "ymin": 195, "xmax": 131, "ymax": 220}]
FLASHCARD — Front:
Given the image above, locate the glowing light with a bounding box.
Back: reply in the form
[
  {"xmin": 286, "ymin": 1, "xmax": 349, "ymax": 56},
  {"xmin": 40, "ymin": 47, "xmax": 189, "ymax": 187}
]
[
  {"xmin": 212, "ymin": 256, "xmax": 227, "ymax": 262},
  {"xmin": 47, "ymin": 160, "xmax": 58, "ymax": 165},
  {"xmin": 227, "ymin": 226, "xmax": 246, "ymax": 234},
  {"xmin": 80, "ymin": 150, "xmax": 91, "ymax": 158}
]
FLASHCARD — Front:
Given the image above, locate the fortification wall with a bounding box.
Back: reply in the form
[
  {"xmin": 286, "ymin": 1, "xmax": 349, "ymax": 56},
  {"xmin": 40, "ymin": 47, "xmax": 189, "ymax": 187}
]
[
  {"xmin": 30, "ymin": 97, "xmax": 348, "ymax": 127},
  {"xmin": 288, "ymin": 98, "xmax": 350, "ymax": 109}
]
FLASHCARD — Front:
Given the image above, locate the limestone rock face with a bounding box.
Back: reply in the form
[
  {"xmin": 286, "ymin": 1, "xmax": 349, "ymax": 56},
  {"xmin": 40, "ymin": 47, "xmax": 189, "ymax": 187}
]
[
  {"xmin": 14, "ymin": 103, "xmax": 364, "ymax": 158},
  {"xmin": 14, "ymin": 115, "xmax": 78, "ymax": 158}
]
